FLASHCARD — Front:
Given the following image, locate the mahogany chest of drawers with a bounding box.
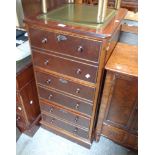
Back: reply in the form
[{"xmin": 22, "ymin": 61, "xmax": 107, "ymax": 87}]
[
  {"xmin": 16, "ymin": 58, "xmax": 41, "ymax": 136},
  {"xmin": 25, "ymin": 8, "xmax": 127, "ymax": 147}
]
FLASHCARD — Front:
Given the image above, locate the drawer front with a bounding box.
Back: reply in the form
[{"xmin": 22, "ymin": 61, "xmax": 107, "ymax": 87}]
[
  {"xmin": 38, "ymin": 87, "xmax": 93, "ymax": 116},
  {"xmin": 40, "ymin": 102, "xmax": 90, "ymax": 129},
  {"xmin": 29, "ymin": 28, "xmax": 101, "ymax": 62},
  {"xmin": 36, "ymin": 71, "xmax": 95, "ymax": 101},
  {"xmin": 42, "ymin": 114, "xmax": 89, "ymax": 139},
  {"xmin": 33, "ymin": 51, "xmax": 98, "ymax": 83}
]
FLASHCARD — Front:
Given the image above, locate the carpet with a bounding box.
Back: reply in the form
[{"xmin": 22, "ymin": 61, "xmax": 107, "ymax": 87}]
[{"xmin": 16, "ymin": 127, "xmax": 137, "ymax": 155}]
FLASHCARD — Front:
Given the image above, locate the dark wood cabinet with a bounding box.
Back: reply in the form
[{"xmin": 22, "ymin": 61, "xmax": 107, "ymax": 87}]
[
  {"xmin": 16, "ymin": 60, "xmax": 41, "ymax": 136},
  {"xmin": 25, "ymin": 3, "xmax": 127, "ymax": 147},
  {"xmin": 95, "ymin": 43, "xmax": 138, "ymax": 150}
]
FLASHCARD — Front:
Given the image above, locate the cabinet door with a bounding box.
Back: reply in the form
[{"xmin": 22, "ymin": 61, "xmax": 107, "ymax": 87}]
[
  {"xmin": 104, "ymin": 73, "xmax": 138, "ymax": 131},
  {"xmin": 20, "ymin": 79, "xmax": 40, "ymax": 124}
]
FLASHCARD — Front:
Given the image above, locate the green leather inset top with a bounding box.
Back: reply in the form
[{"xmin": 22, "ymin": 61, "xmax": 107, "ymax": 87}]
[{"xmin": 37, "ymin": 4, "xmax": 116, "ymax": 29}]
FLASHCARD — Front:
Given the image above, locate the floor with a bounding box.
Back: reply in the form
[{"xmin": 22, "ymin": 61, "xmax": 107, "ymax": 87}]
[{"xmin": 16, "ymin": 127, "xmax": 137, "ymax": 155}]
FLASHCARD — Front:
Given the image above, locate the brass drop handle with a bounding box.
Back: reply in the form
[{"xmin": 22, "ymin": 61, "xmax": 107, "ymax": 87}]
[
  {"xmin": 44, "ymin": 60, "xmax": 49, "ymax": 65},
  {"xmin": 75, "ymin": 103, "xmax": 79, "ymax": 110},
  {"xmin": 73, "ymin": 127, "xmax": 78, "ymax": 134},
  {"xmin": 46, "ymin": 79, "xmax": 51, "ymax": 84},
  {"xmin": 76, "ymin": 69, "xmax": 82, "ymax": 75},
  {"xmin": 77, "ymin": 46, "xmax": 83, "ymax": 52},
  {"xmin": 48, "ymin": 94, "xmax": 53, "ymax": 100},
  {"xmin": 42, "ymin": 38, "xmax": 47, "ymax": 44},
  {"xmin": 76, "ymin": 88, "xmax": 80, "ymax": 94},
  {"xmin": 50, "ymin": 118, "xmax": 55, "ymax": 124},
  {"xmin": 74, "ymin": 116, "xmax": 79, "ymax": 123},
  {"xmin": 57, "ymin": 35, "xmax": 67, "ymax": 42},
  {"xmin": 50, "ymin": 107, "xmax": 54, "ymax": 113}
]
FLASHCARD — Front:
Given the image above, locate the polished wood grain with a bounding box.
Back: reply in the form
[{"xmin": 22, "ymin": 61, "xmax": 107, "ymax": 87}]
[
  {"xmin": 101, "ymin": 123, "xmax": 126, "ymax": 143},
  {"xmin": 32, "ymin": 51, "xmax": 98, "ymax": 83},
  {"xmin": 16, "ymin": 62, "xmax": 33, "ymax": 90},
  {"xmin": 38, "ymin": 86, "xmax": 93, "ymax": 116},
  {"xmin": 103, "ymin": 73, "xmax": 138, "ymax": 130},
  {"xmin": 41, "ymin": 123, "xmax": 91, "ymax": 148},
  {"xmin": 40, "ymin": 102, "xmax": 90, "ymax": 129},
  {"xmin": 123, "ymin": 133, "xmax": 138, "ymax": 149},
  {"xmin": 16, "ymin": 62, "xmax": 40, "ymax": 136},
  {"xmin": 20, "ymin": 79, "xmax": 40, "ymax": 123},
  {"xmin": 35, "ymin": 71, "xmax": 95, "ymax": 101},
  {"xmin": 105, "ymin": 42, "xmax": 138, "ymax": 77},
  {"xmin": 29, "ymin": 27, "xmax": 102, "ymax": 63},
  {"xmin": 95, "ymin": 41, "xmax": 138, "ymax": 150},
  {"xmin": 101, "ymin": 123, "xmax": 138, "ymax": 150},
  {"xmin": 96, "ymin": 71, "xmax": 138, "ymax": 150},
  {"xmin": 26, "ymin": 7, "xmax": 127, "ymax": 147},
  {"xmin": 41, "ymin": 114, "xmax": 89, "ymax": 139}
]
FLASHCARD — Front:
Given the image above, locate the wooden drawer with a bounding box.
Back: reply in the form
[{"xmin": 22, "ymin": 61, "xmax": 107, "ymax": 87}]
[
  {"xmin": 40, "ymin": 102, "xmax": 90, "ymax": 129},
  {"xmin": 38, "ymin": 86, "xmax": 93, "ymax": 116},
  {"xmin": 29, "ymin": 28, "xmax": 101, "ymax": 63},
  {"xmin": 42, "ymin": 114, "xmax": 89, "ymax": 139},
  {"xmin": 36, "ymin": 71, "xmax": 95, "ymax": 101},
  {"xmin": 33, "ymin": 51, "xmax": 98, "ymax": 83}
]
